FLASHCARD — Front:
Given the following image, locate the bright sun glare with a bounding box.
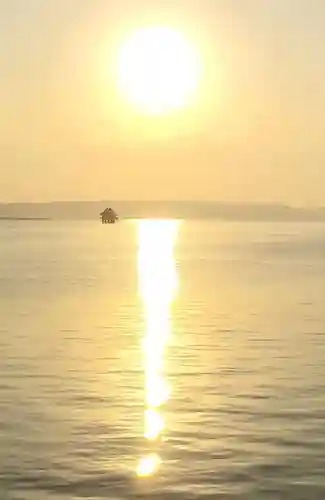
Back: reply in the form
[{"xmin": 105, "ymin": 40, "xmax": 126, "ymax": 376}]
[
  {"xmin": 118, "ymin": 27, "xmax": 202, "ymax": 115},
  {"xmin": 136, "ymin": 220, "xmax": 179, "ymax": 478}
]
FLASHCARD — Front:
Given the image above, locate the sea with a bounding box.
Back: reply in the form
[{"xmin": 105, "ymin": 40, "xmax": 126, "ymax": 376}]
[{"xmin": 1, "ymin": 219, "xmax": 325, "ymax": 500}]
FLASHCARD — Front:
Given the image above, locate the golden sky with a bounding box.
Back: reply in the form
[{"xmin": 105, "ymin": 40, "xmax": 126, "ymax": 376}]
[{"xmin": 1, "ymin": 0, "xmax": 325, "ymax": 204}]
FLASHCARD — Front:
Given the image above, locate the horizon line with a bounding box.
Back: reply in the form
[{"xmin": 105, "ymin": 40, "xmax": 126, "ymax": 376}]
[{"xmin": 0, "ymin": 199, "xmax": 323, "ymax": 209}]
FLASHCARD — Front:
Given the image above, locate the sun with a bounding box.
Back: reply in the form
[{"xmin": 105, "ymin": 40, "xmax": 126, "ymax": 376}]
[{"xmin": 117, "ymin": 27, "xmax": 202, "ymax": 116}]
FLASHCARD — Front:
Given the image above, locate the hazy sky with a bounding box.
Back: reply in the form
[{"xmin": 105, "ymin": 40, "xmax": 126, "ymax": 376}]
[{"xmin": 1, "ymin": 0, "xmax": 325, "ymax": 204}]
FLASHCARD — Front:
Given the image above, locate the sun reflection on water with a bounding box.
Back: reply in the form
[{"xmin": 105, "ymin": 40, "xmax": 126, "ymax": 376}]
[{"xmin": 136, "ymin": 220, "xmax": 180, "ymax": 478}]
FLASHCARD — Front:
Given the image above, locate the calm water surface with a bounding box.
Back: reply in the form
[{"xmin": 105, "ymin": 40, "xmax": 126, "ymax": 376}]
[{"xmin": 1, "ymin": 220, "xmax": 325, "ymax": 499}]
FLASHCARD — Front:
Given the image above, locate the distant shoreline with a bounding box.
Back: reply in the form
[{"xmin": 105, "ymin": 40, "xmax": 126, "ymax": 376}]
[
  {"xmin": 0, "ymin": 217, "xmax": 51, "ymax": 221},
  {"xmin": 1, "ymin": 216, "xmax": 325, "ymax": 223},
  {"xmin": 1, "ymin": 200, "xmax": 325, "ymax": 222}
]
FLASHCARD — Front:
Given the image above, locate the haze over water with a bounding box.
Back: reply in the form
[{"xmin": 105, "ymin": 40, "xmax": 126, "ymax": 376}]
[{"xmin": 1, "ymin": 219, "xmax": 325, "ymax": 499}]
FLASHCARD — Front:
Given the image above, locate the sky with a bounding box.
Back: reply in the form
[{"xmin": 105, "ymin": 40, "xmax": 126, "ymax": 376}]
[{"xmin": 0, "ymin": 0, "xmax": 325, "ymax": 204}]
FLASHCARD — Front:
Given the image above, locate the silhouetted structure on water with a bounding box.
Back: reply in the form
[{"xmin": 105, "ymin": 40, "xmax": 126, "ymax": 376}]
[{"xmin": 100, "ymin": 207, "xmax": 119, "ymax": 224}]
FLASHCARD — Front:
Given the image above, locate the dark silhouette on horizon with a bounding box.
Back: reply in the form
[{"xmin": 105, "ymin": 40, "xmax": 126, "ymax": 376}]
[{"xmin": 100, "ymin": 207, "xmax": 119, "ymax": 224}]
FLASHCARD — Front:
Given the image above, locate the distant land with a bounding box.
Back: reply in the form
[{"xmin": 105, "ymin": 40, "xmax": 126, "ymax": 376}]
[
  {"xmin": 1, "ymin": 201, "xmax": 325, "ymax": 221},
  {"xmin": 0, "ymin": 217, "xmax": 50, "ymax": 221}
]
